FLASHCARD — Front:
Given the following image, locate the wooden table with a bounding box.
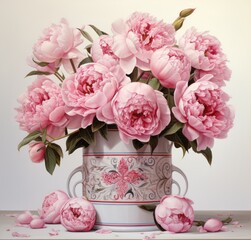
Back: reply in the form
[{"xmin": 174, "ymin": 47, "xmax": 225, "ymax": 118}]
[{"xmin": 0, "ymin": 211, "xmax": 250, "ymax": 239}]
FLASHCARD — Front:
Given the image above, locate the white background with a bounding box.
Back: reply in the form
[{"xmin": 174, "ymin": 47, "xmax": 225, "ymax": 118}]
[{"xmin": 1, "ymin": 0, "xmax": 251, "ymax": 211}]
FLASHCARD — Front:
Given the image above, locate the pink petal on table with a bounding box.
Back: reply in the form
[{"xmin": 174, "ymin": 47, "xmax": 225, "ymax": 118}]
[
  {"xmin": 232, "ymin": 221, "xmax": 239, "ymax": 225},
  {"xmin": 197, "ymin": 226, "xmax": 207, "ymax": 233},
  {"xmin": 48, "ymin": 228, "xmax": 60, "ymax": 236},
  {"xmin": 221, "ymin": 226, "xmax": 228, "ymax": 231},
  {"xmin": 95, "ymin": 229, "xmax": 113, "ymax": 234},
  {"xmin": 12, "ymin": 232, "xmax": 30, "ymax": 238}
]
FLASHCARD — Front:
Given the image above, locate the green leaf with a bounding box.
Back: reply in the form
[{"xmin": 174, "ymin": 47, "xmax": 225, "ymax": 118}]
[
  {"xmin": 98, "ymin": 124, "xmax": 108, "ymax": 140},
  {"xmin": 68, "ymin": 139, "xmax": 89, "ymax": 154},
  {"xmin": 148, "ymin": 78, "xmax": 160, "ymax": 90},
  {"xmin": 79, "ymin": 127, "xmax": 95, "ymax": 145},
  {"xmin": 132, "ymin": 139, "xmax": 145, "ymax": 150},
  {"xmin": 89, "ymin": 24, "xmax": 108, "ymax": 36},
  {"xmin": 77, "ymin": 28, "xmax": 93, "ymax": 42},
  {"xmin": 32, "ymin": 59, "xmax": 49, "ymax": 67},
  {"xmin": 44, "ymin": 146, "xmax": 57, "ymax": 175},
  {"xmin": 149, "ymin": 136, "xmax": 158, "ymax": 154},
  {"xmin": 138, "ymin": 204, "xmax": 156, "ymax": 212},
  {"xmin": 162, "ymin": 122, "xmax": 183, "ymax": 136},
  {"xmin": 48, "ymin": 143, "xmax": 63, "ymax": 158},
  {"xmin": 41, "ymin": 129, "xmax": 47, "ymax": 143},
  {"xmin": 92, "ymin": 117, "xmax": 106, "ymax": 132},
  {"xmin": 128, "ymin": 67, "xmax": 138, "ymax": 82},
  {"xmin": 191, "ymin": 141, "xmax": 212, "ymax": 165},
  {"xmin": 18, "ymin": 130, "xmax": 41, "ymax": 151},
  {"xmin": 25, "ymin": 71, "xmax": 52, "ymax": 77},
  {"xmin": 78, "ymin": 56, "xmax": 93, "ymax": 67}
]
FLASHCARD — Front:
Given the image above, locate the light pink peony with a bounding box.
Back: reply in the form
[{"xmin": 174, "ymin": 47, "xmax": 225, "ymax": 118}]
[
  {"xmin": 172, "ymin": 74, "xmax": 234, "ymax": 151},
  {"xmin": 91, "ymin": 35, "xmax": 118, "ymax": 62},
  {"xmin": 203, "ymin": 218, "xmax": 223, "ymax": 232},
  {"xmin": 155, "ymin": 195, "xmax": 194, "ymax": 233},
  {"xmin": 40, "ymin": 190, "xmax": 69, "ymax": 224},
  {"xmin": 62, "ymin": 61, "xmax": 130, "ymax": 128},
  {"xmin": 179, "ymin": 27, "xmax": 228, "ymax": 72},
  {"xmin": 194, "ymin": 61, "xmax": 232, "ymax": 87},
  {"xmin": 33, "ymin": 18, "xmax": 83, "ymax": 73},
  {"xmin": 112, "ymin": 12, "xmax": 175, "ymax": 73},
  {"xmin": 60, "ymin": 197, "xmax": 96, "ymax": 232},
  {"xmin": 150, "ymin": 46, "xmax": 191, "ymax": 88},
  {"xmin": 110, "ymin": 82, "xmax": 171, "ymax": 143},
  {"xmin": 16, "ymin": 77, "xmax": 69, "ymax": 138},
  {"xmin": 29, "ymin": 142, "xmax": 45, "ymax": 163}
]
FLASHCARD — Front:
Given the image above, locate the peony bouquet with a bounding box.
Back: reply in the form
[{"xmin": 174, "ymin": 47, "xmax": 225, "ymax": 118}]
[{"xmin": 16, "ymin": 9, "xmax": 234, "ymax": 174}]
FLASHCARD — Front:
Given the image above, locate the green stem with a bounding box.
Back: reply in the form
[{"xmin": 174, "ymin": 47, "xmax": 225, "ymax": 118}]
[
  {"xmin": 54, "ymin": 72, "xmax": 64, "ymax": 82},
  {"xmin": 70, "ymin": 59, "xmax": 77, "ymax": 73},
  {"xmin": 47, "ymin": 129, "xmax": 80, "ymax": 143}
]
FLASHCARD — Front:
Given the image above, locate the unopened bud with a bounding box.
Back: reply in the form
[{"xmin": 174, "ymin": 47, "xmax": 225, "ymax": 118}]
[
  {"xmin": 173, "ymin": 18, "xmax": 184, "ymax": 31},
  {"xmin": 179, "ymin": 8, "xmax": 195, "ymax": 18}
]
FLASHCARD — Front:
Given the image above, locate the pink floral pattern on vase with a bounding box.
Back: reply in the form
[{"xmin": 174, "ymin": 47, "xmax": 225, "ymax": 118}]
[{"xmin": 101, "ymin": 158, "xmax": 148, "ymax": 199}]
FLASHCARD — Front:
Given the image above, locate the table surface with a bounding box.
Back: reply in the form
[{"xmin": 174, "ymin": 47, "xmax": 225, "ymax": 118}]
[{"xmin": 0, "ymin": 210, "xmax": 250, "ymax": 240}]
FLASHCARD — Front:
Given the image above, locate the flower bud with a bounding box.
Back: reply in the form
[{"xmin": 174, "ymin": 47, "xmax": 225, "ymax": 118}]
[
  {"xmin": 204, "ymin": 218, "xmax": 223, "ymax": 232},
  {"xmin": 173, "ymin": 18, "xmax": 185, "ymax": 31},
  {"xmin": 179, "ymin": 8, "xmax": 195, "ymax": 18}
]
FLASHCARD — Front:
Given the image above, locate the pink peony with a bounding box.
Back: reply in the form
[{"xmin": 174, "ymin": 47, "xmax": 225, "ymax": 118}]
[
  {"xmin": 203, "ymin": 218, "xmax": 223, "ymax": 232},
  {"xmin": 112, "ymin": 12, "xmax": 175, "ymax": 73},
  {"xmin": 172, "ymin": 74, "xmax": 234, "ymax": 151},
  {"xmin": 62, "ymin": 61, "xmax": 130, "ymax": 128},
  {"xmin": 29, "ymin": 142, "xmax": 45, "ymax": 163},
  {"xmin": 16, "ymin": 77, "xmax": 69, "ymax": 138},
  {"xmin": 33, "ymin": 18, "xmax": 83, "ymax": 73},
  {"xmin": 110, "ymin": 82, "xmax": 171, "ymax": 143},
  {"xmin": 179, "ymin": 27, "xmax": 228, "ymax": 71},
  {"xmin": 150, "ymin": 46, "xmax": 191, "ymax": 88},
  {"xmin": 155, "ymin": 195, "xmax": 194, "ymax": 233},
  {"xmin": 60, "ymin": 197, "xmax": 96, "ymax": 232},
  {"xmin": 40, "ymin": 190, "xmax": 69, "ymax": 224},
  {"xmin": 194, "ymin": 61, "xmax": 232, "ymax": 87},
  {"xmin": 91, "ymin": 35, "xmax": 118, "ymax": 62}
]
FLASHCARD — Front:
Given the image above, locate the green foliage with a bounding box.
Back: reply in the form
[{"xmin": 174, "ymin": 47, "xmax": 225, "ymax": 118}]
[{"xmin": 18, "ymin": 130, "xmax": 42, "ymax": 151}]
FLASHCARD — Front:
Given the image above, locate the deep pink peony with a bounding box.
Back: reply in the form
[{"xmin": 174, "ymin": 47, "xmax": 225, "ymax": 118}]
[
  {"xmin": 16, "ymin": 77, "xmax": 69, "ymax": 138},
  {"xmin": 150, "ymin": 46, "xmax": 191, "ymax": 88},
  {"xmin": 62, "ymin": 61, "xmax": 130, "ymax": 128},
  {"xmin": 33, "ymin": 18, "xmax": 83, "ymax": 73},
  {"xmin": 110, "ymin": 82, "xmax": 171, "ymax": 143},
  {"xmin": 112, "ymin": 12, "xmax": 175, "ymax": 73},
  {"xmin": 172, "ymin": 74, "xmax": 234, "ymax": 151},
  {"xmin": 155, "ymin": 195, "xmax": 194, "ymax": 233},
  {"xmin": 29, "ymin": 142, "xmax": 45, "ymax": 163},
  {"xmin": 40, "ymin": 190, "xmax": 69, "ymax": 224},
  {"xmin": 60, "ymin": 197, "xmax": 96, "ymax": 232}
]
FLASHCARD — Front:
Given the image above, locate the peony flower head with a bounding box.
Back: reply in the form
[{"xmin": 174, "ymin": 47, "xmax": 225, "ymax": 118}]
[
  {"xmin": 40, "ymin": 190, "xmax": 69, "ymax": 224},
  {"xmin": 33, "ymin": 18, "xmax": 83, "ymax": 72},
  {"xmin": 150, "ymin": 46, "xmax": 191, "ymax": 88},
  {"xmin": 60, "ymin": 197, "xmax": 96, "ymax": 232},
  {"xmin": 155, "ymin": 195, "xmax": 194, "ymax": 233},
  {"xmin": 112, "ymin": 12, "xmax": 176, "ymax": 73},
  {"xmin": 16, "ymin": 77, "xmax": 69, "ymax": 138},
  {"xmin": 111, "ymin": 82, "xmax": 171, "ymax": 143},
  {"xmin": 172, "ymin": 74, "xmax": 234, "ymax": 151},
  {"xmin": 62, "ymin": 61, "xmax": 130, "ymax": 128}
]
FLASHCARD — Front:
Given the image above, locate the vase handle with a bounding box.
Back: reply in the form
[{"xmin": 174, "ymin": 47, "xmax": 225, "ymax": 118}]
[
  {"xmin": 66, "ymin": 166, "xmax": 83, "ymax": 198},
  {"xmin": 172, "ymin": 165, "xmax": 188, "ymax": 196}
]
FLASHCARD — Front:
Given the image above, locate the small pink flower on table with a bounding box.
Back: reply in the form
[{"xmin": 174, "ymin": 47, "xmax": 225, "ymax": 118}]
[
  {"xmin": 154, "ymin": 195, "xmax": 194, "ymax": 233},
  {"xmin": 203, "ymin": 218, "xmax": 223, "ymax": 232},
  {"xmin": 40, "ymin": 190, "xmax": 69, "ymax": 224},
  {"xmin": 60, "ymin": 197, "xmax": 96, "ymax": 232}
]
